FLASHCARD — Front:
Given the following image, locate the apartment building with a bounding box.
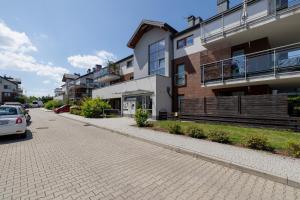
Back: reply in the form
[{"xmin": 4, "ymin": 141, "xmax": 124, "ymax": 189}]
[
  {"xmin": 172, "ymin": 0, "xmax": 300, "ymax": 115},
  {"xmin": 56, "ymin": 69, "xmax": 98, "ymax": 103},
  {"xmin": 0, "ymin": 76, "xmax": 19, "ymax": 104},
  {"xmin": 91, "ymin": 0, "xmax": 300, "ymax": 120}
]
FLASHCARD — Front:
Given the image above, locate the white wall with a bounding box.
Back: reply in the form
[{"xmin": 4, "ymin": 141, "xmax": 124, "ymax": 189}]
[
  {"xmin": 92, "ymin": 75, "xmax": 172, "ymax": 118},
  {"xmin": 203, "ymin": 0, "xmax": 269, "ymax": 38},
  {"xmin": 133, "ymin": 28, "xmax": 173, "ymax": 79},
  {"xmin": 173, "ymin": 0, "xmax": 270, "ymax": 59},
  {"xmin": 118, "ymin": 58, "xmax": 134, "ymax": 76},
  {"xmin": 174, "ymin": 28, "xmax": 207, "ymax": 59},
  {"xmin": 155, "ymin": 75, "xmax": 172, "ymax": 115}
]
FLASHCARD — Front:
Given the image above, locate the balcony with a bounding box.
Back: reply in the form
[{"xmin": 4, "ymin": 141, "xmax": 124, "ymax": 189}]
[
  {"xmin": 68, "ymin": 80, "xmax": 95, "ymax": 89},
  {"xmin": 94, "ymin": 66, "xmax": 120, "ymax": 83},
  {"xmin": 201, "ymin": 0, "xmax": 300, "ymax": 45},
  {"xmin": 201, "ymin": 42, "xmax": 300, "ymax": 88}
]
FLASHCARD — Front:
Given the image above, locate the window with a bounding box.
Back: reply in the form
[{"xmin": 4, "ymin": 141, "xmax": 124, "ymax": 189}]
[
  {"xmin": 149, "ymin": 40, "xmax": 165, "ymax": 76},
  {"xmin": 177, "ymin": 95, "xmax": 184, "ymax": 112},
  {"xmin": 177, "ymin": 35, "xmax": 194, "ymax": 49},
  {"xmin": 3, "ymin": 92, "xmax": 11, "ymax": 97},
  {"xmin": 176, "ymin": 64, "xmax": 186, "ymax": 86},
  {"xmin": 4, "ymin": 85, "xmax": 9, "ymax": 89},
  {"xmin": 126, "ymin": 60, "xmax": 133, "ymax": 68},
  {"xmin": 0, "ymin": 107, "xmax": 17, "ymax": 116}
]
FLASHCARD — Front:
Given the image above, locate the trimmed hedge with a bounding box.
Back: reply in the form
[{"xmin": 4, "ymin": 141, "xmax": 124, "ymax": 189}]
[
  {"xmin": 44, "ymin": 100, "xmax": 63, "ymax": 110},
  {"xmin": 81, "ymin": 98, "xmax": 111, "ymax": 118}
]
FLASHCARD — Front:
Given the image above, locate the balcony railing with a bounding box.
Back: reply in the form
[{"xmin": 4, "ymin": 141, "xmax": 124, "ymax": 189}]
[
  {"xmin": 201, "ymin": 42, "xmax": 300, "ymax": 84},
  {"xmin": 94, "ymin": 66, "xmax": 120, "ymax": 83},
  {"xmin": 201, "ymin": 0, "xmax": 300, "ymax": 43}
]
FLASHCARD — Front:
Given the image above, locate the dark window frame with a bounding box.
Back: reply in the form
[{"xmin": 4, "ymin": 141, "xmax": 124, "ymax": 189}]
[
  {"xmin": 126, "ymin": 60, "xmax": 133, "ymax": 68},
  {"xmin": 148, "ymin": 39, "xmax": 166, "ymax": 76},
  {"xmin": 177, "ymin": 35, "xmax": 194, "ymax": 49},
  {"xmin": 175, "ymin": 63, "xmax": 186, "ymax": 87}
]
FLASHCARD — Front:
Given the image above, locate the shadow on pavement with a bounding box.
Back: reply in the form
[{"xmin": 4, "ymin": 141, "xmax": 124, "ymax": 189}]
[{"xmin": 0, "ymin": 130, "xmax": 33, "ymax": 145}]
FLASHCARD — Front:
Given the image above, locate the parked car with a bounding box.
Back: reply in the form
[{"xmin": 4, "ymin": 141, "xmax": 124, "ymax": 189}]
[
  {"xmin": 54, "ymin": 105, "xmax": 70, "ymax": 114},
  {"xmin": 4, "ymin": 102, "xmax": 31, "ymax": 124},
  {"xmin": 0, "ymin": 105, "xmax": 27, "ymax": 137},
  {"xmin": 31, "ymin": 101, "xmax": 44, "ymax": 108}
]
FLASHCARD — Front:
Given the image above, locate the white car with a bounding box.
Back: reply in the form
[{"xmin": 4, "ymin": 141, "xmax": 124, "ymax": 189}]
[
  {"xmin": 0, "ymin": 105, "xmax": 27, "ymax": 137},
  {"xmin": 31, "ymin": 100, "xmax": 44, "ymax": 108}
]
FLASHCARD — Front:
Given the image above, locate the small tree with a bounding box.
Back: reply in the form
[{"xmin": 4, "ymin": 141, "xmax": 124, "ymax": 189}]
[
  {"xmin": 81, "ymin": 98, "xmax": 111, "ymax": 118},
  {"xmin": 135, "ymin": 109, "xmax": 149, "ymax": 127}
]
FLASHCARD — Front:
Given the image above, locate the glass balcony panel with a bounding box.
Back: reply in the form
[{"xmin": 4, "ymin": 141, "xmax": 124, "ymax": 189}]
[
  {"xmin": 276, "ymin": 47, "xmax": 300, "ymax": 72},
  {"xmin": 246, "ymin": 51, "xmax": 274, "ymax": 76}
]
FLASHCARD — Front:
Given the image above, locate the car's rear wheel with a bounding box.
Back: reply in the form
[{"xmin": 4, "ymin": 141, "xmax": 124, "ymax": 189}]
[{"xmin": 19, "ymin": 131, "xmax": 27, "ymax": 139}]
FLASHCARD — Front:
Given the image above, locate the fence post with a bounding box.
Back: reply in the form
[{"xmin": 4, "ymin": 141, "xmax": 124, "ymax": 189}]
[
  {"xmin": 203, "ymin": 97, "xmax": 207, "ymax": 114},
  {"xmin": 238, "ymin": 96, "xmax": 242, "ymax": 115},
  {"xmin": 221, "ymin": 61, "xmax": 224, "ymax": 83}
]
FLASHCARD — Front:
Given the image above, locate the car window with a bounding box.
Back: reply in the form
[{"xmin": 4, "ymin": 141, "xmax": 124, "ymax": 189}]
[{"xmin": 0, "ymin": 107, "xmax": 18, "ymax": 116}]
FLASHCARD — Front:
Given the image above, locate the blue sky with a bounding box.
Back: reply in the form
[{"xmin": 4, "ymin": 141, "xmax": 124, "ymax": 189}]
[{"xmin": 0, "ymin": 0, "xmax": 241, "ymax": 96}]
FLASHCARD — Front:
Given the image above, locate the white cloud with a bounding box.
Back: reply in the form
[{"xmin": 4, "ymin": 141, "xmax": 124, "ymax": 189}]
[
  {"xmin": 67, "ymin": 50, "xmax": 117, "ymax": 69},
  {"xmin": 0, "ymin": 21, "xmax": 69, "ymax": 83},
  {"xmin": 43, "ymin": 80, "xmax": 50, "ymax": 84}
]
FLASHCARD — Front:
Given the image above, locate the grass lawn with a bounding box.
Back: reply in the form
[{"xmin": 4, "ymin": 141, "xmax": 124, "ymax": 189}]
[{"xmin": 151, "ymin": 120, "xmax": 300, "ymax": 153}]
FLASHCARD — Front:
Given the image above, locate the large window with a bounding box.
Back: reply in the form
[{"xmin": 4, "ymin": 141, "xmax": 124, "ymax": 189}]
[
  {"xmin": 177, "ymin": 35, "xmax": 193, "ymax": 49},
  {"xmin": 176, "ymin": 64, "xmax": 186, "ymax": 86},
  {"xmin": 149, "ymin": 40, "xmax": 165, "ymax": 76}
]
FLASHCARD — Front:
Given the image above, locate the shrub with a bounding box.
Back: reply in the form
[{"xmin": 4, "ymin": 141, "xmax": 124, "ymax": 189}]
[
  {"xmin": 287, "ymin": 141, "xmax": 300, "ymax": 158},
  {"xmin": 168, "ymin": 123, "xmax": 183, "ymax": 135},
  {"xmin": 44, "ymin": 100, "xmax": 63, "ymax": 110},
  {"xmin": 81, "ymin": 98, "xmax": 111, "ymax": 118},
  {"xmin": 187, "ymin": 126, "xmax": 206, "ymax": 139},
  {"xmin": 135, "ymin": 109, "xmax": 149, "ymax": 127},
  {"xmin": 70, "ymin": 106, "xmax": 82, "ymax": 116},
  {"xmin": 207, "ymin": 130, "xmax": 230, "ymax": 143},
  {"xmin": 242, "ymin": 134, "xmax": 270, "ymax": 150}
]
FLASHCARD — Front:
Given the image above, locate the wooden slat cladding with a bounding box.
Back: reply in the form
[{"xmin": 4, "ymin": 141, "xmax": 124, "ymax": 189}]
[
  {"xmin": 182, "ymin": 94, "xmax": 289, "ymax": 118},
  {"xmin": 241, "ymin": 95, "xmax": 288, "ymax": 117}
]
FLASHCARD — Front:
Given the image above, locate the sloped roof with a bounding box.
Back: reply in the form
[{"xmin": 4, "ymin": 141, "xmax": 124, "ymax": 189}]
[
  {"xmin": 62, "ymin": 74, "xmax": 80, "ymax": 82},
  {"xmin": 127, "ymin": 20, "xmax": 177, "ymax": 49}
]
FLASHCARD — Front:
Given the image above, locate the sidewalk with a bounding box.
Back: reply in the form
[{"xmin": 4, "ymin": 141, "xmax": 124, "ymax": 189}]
[{"xmin": 59, "ymin": 113, "xmax": 300, "ymax": 188}]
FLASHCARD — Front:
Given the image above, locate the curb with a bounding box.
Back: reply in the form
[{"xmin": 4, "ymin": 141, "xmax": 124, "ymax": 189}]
[{"xmin": 59, "ymin": 114, "xmax": 300, "ymax": 189}]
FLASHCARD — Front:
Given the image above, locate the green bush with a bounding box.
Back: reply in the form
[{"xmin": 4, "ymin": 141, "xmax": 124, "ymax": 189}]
[
  {"xmin": 135, "ymin": 109, "xmax": 149, "ymax": 127},
  {"xmin": 168, "ymin": 123, "xmax": 183, "ymax": 135},
  {"xmin": 287, "ymin": 141, "xmax": 300, "ymax": 158},
  {"xmin": 70, "ymin": 106, "xmax": 82, "ymax": 116},
  {"xmin": 187, "ymin": 126, "xmax": 206, "ymax": 139},
  {"xmin": 44, "ymin": 100, "xmax": 64, "ymax": 110},
  {"xmin": 81, "ymin": 98, "xmax": 111, "ymax": 118},
  {"xmin": 242, "ymin": 134, "xmax": 271, "ymax": 150},
  {"xmin": 207, "ymin": 130, "xmax": 230, "ymax": 143}
]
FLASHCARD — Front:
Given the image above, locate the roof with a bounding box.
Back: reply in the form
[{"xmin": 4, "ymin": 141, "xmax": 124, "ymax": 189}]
[
  {"xmin": 62, "ymin": 74, "xmax": 80, "ymax": 82},
  {"xmin": 174, "ymin": 24, "xmax": 200, "ymax": 38},
  {"xmin": 114, "ymin": 55, "xmax": 134, "ymax": 64},
  {"xmin": 0, "ymin": 76, "xmax": 18, "ymax": 86},
  {"xmin": 127, "ymin": 20, "xmax": 177, "ymax": 49}
]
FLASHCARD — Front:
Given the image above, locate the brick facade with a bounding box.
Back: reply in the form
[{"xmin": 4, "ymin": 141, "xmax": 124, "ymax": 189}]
[{"xmin": 172, "ymin": 37, "xmax": 273, "ymax": 112}]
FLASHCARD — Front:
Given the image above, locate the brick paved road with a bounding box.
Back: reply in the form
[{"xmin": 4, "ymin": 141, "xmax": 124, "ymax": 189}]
[{"xmin": 0, "ymin": 109, "xmax": 299, "ymax": 200}]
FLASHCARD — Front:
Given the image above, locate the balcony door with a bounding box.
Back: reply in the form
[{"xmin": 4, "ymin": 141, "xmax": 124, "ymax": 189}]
[{"xmin": 231, "ymin": 49, "xmax": 245, "ymax": 78}]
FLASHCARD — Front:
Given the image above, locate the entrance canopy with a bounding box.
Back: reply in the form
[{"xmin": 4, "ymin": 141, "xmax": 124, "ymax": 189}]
[{"xmin": 115, "ymin": 89, "xmax": 154, "ymax": 96}]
